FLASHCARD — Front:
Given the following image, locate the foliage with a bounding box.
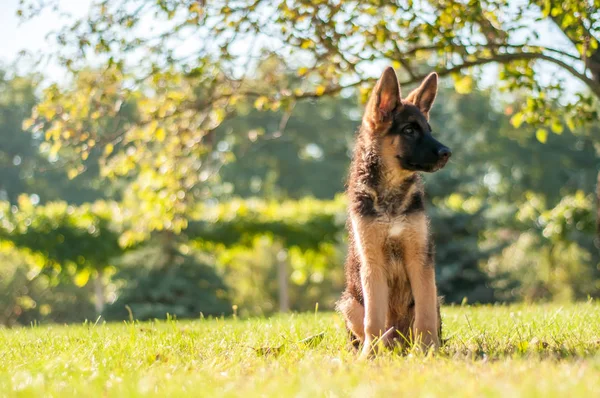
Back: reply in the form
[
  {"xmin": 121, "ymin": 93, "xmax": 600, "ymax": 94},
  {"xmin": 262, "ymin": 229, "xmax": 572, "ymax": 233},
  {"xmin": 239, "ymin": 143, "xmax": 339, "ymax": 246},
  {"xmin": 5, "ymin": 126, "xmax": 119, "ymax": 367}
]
[
  {"xmin": 19, "ymin": 0, "xmax": 600, "ymax": 173},
  {"xmin": 0, "ymin": 195, "xmax": 348, "ymax": 318},
  {"xmin": 212, "ymin": 235, "xmax": 345, "ymax": 316},
  {"xmin": 488, "ymin": 191, "xmax": 600, "ymax": 302},
  {"xmin": 189, "ymin": 196, "xmax": 347, "ymax": 316},
  {"xmin": 2, "ymin": 304, "xmax": 600, "ymax": 396},
  {"xmin": 216, "ymin": 87, "xmax": 360, "ymax": 199},
  {"xmin": 0, "ymin": 189, "xmax": 498, "ymax": 320},
  {"xmin": 0, "ymin": 70, "xmax": 106, "ymax": 205},
  {"xmin": 431, "ymin": 205, "xmax": 496, "ymax": 303},
  {"xmin": 0, "ymin": 242, "xmax": 96, "ymax": 326},
  {"xmin": 23, "ymin": 67, "xmax": 204, "ymax": 235},
  {"xmin": 103, "ymin": 242, "xmax": 232, "ymax": 321},
  {"xmin": 4, "ymin": 180, "xmax": 598, "ymax": 320},
  {"xmin": 189, "ymin": 196, "xmax": 345, "ymax": 250},
  {"xmin": 0, "ymin": 71, "xmax": 40, "ymax": 203},
  {"xmin": 211, "ymin": 236, "xmax": 283, "ymax": 316},
  {"xmin": 0, "ymin": 196, "xmax": 122, "ymax": 278},
  {"xmin": 14, "ymin": 0, "xmax": 598, "ymax": 237}
]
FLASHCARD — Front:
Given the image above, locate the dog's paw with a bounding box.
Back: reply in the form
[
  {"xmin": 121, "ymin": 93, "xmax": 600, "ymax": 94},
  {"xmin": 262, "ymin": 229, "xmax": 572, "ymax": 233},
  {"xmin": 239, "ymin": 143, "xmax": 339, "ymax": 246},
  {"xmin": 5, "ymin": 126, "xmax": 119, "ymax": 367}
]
[
  {"xmin": 413, "ymin": 318, "xmax": 440, "ymax": 351},
  {"xmin": 359, "ymin": 338, "xmax": 374, "ymax": 360},
  {"xmin": 412, "ymin": 331, "xmax": 440, "ymax": 354}
]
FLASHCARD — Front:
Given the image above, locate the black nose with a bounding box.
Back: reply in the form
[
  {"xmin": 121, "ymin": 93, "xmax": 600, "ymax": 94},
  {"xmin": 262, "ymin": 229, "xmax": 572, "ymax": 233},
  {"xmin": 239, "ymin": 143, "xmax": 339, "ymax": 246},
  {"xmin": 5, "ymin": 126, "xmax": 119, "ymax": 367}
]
[{"xmin": 438, "ymin": 147, "xmax": 452, "ymax": 160}]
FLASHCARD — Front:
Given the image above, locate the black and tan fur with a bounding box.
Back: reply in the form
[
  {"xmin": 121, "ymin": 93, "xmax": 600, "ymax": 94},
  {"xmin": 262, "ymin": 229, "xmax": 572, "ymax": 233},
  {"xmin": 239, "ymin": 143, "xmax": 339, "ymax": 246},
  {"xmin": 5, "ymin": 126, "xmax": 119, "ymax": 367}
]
[{"xmin": 336, "ymin": 67, "xmax": 451, "ymax": 358}]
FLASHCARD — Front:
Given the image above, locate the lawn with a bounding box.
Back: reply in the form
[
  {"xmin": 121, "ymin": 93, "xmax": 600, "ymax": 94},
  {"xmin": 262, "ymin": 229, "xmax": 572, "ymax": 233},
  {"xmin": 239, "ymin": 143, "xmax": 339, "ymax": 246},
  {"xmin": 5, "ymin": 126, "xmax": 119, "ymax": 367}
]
[{"xmin": 1, "ymin": 303, "xmax": 600, "ymax": 397}]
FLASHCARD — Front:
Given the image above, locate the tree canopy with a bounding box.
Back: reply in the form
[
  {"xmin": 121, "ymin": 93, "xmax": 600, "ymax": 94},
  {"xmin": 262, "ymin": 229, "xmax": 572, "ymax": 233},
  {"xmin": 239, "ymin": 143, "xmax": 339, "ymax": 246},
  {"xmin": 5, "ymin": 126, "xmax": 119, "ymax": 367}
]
[{"xmin": 18, "ymin": 0, "xmax": 600, "ymax": 237}]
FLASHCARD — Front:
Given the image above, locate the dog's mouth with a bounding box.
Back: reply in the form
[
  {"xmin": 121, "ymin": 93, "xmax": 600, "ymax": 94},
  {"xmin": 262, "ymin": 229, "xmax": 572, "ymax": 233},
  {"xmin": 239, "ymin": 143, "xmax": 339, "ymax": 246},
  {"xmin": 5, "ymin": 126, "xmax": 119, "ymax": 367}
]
[{"xmin": 398, "ymin": 157, "xmax": 449, "ymax": 173}]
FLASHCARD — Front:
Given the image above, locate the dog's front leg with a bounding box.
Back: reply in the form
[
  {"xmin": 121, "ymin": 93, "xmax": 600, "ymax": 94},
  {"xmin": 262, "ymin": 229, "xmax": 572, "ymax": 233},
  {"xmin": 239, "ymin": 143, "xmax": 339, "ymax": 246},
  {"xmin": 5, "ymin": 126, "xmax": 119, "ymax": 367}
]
[
  {"xmin": 351, "ymin": 216, "xmax": 388, "ymax": 359},
  {"xmin": 407, "ymin": 262, "xmax": 439, "ymax": 351},
  {"xmin": 360, "ymin": 262, "xmax": 388, "ymax": 358},
  {"xmin": 403, "ymin": 223, "xmax": 439, "ymax": 351}
]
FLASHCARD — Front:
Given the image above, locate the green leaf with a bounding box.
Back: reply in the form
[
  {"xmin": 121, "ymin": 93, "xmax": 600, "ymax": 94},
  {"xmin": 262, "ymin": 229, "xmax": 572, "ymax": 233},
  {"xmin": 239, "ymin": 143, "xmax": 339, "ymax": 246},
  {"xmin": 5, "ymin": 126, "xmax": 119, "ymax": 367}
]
[
  {"xmin": 254, "ymin": 96, "xmax": 268, "ymax": 110},
  {"xmin": 104, "ymin": 143, "xmax": 114, "ymax": 155},
  {"xmin": 298, "ymin": 332, "xmax": 325, "ymax": 347},
  {"xmin": 536, "ymin": 128, "xmax": 548, "ymax": 143},
  {"xmin": 155, "ymin": 128, "xmax": 166, "ymax": 142},
  {"xmin": 551, "ymin": 120, "xmax": 563, "ymax": 134},
  {"xmin": 454, "ymin": 75, "xmax": 473, "ymax": 94},
  {"xmin": 189, "ymin": 2, "xmax": 202, "ymax": 14},
  {"xmin": 74, "ymin": 269, "xmax": 90, "ymax": 287},
  {"xmin": 252, "ymin": 345, "xmax": 285, "ymax": 357},
  {"xmin": 67, "ymin": 168, "xmax": 79, "ymax": 180},
  {"xmin": 565, "ymin": 116, "xmax": 576, "ymax": 132},
  {"xmin": 22, "ymin": 118, "xmax": 35, "ymax": 130},
  {"xmin": 300, "ymin": 39, "xmax": 314, "ymax": 49},
  {"xmin": 511, "ymin": 113, "xmax": 524, "ymax": 128},
  {"xmin": 541, "ymin": 0, "xmax": 551, "ymax": 17}
]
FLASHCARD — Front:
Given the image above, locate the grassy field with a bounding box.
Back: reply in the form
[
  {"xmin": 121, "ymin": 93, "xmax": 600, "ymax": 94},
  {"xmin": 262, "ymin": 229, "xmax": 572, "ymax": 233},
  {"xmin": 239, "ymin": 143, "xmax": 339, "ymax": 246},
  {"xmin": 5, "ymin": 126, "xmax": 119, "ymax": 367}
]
[{"xmin": 2, "ymin": 303, "xmax": 600, "ymax": 397}]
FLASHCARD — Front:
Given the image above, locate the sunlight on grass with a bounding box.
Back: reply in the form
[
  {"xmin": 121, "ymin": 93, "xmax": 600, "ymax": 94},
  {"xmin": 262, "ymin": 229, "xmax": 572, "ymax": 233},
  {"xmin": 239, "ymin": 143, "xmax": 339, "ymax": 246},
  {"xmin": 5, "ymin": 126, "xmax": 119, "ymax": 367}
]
[{"xmin": 1, "ymin": 303, "xmax": 600, "ymax": 397}]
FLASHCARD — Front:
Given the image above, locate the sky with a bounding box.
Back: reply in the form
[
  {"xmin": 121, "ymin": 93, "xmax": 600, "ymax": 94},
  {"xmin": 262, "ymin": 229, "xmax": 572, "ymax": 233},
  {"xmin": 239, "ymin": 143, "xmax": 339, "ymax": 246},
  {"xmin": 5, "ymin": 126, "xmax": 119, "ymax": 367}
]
[
  {"xmin": 0, "ymin": 0, "xmax": 584, "ymax": 94},
  {"xmin": 0, "ymin": 0, "xmax": 92, "ymax": 80}
]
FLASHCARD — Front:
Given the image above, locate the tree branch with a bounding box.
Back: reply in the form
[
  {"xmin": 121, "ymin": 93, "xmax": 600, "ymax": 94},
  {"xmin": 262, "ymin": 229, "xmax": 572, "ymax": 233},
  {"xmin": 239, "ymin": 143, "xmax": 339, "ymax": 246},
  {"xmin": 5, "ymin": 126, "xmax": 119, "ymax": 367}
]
[
  {"xmin": 401, "ymin": 43, "xmax": 582, "ymax": 62},
  {"xmin": 293, "ymin": 52, "xmax": 600, "ymax": 100},
  {"xmin": 192, "ymin": 50, "xmax": 600, "ymax": 107}
]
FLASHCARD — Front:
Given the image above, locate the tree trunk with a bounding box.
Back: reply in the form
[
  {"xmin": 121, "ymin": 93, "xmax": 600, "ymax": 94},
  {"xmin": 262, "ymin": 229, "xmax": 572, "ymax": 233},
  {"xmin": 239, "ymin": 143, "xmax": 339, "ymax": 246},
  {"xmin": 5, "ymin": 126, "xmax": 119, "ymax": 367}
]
[
  {"xmin": 94, "ymin": 269, "xmax": 105, "ymax": 315},
  {"xmin": 161, "ymin": 230, "xmax": 176, "ymax": 267},
  {"xmin": 596, "ymin": 171, "xmax": 600, "ymax": 250},
  {"xmin": 277, "ymin": 250, "xmax": 290, "ymax": 313}
]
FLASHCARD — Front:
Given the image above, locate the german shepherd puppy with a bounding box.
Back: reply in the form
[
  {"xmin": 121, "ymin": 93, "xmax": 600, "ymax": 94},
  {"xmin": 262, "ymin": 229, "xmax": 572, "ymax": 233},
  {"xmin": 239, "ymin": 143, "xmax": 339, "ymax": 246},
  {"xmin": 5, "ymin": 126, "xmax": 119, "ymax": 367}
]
[{"xmin": 336, "ymin": 67, "xmax": 451, "ymax": 358}]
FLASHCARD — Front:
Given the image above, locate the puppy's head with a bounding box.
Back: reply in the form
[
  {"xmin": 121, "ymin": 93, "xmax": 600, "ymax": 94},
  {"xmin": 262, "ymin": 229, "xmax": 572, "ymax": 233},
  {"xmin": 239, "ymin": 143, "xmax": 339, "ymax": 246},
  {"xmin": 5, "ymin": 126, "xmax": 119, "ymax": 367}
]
[{"xmin": 362, "ymin": 67, "xmax": 451, "ymax": 173}]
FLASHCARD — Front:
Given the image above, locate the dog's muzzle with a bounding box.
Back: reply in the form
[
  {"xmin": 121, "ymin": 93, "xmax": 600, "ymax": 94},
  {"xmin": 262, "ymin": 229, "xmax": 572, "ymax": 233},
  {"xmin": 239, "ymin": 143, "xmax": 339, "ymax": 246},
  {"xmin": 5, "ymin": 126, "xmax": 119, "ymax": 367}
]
[{"xmin": 434, "ymin": 146, "xmax": 452, "ymax": 170}]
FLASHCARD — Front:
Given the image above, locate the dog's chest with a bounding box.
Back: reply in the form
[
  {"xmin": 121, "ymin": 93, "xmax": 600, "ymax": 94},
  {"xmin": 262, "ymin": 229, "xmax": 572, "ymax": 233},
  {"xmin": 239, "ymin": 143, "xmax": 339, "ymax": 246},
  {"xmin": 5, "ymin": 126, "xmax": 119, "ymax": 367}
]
[
  {"xmin": 381, "ymin": 217, "xmax": 408, "ymax": 274},
  {"xmin": 387, "ymin": 218, "xmax": 406, "ymax": 238},
  {"xmin": 382, "ymin": 215, "xmax": 426, "ymax": 272},
  {"xmin": 382, "ymin": 219, "xmax": 412, "ymax": 304}
]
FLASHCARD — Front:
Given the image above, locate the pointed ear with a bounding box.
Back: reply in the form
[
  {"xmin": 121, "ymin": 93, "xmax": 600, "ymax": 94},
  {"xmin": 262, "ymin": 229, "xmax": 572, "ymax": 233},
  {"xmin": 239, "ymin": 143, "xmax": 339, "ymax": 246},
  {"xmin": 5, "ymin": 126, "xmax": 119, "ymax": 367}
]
[
  {"xmin": 405, "ymin": 72, "xmax": 438, "ymax": 118},
  {"xmin": 365, "ymin": 67, "xmax": 401, "ymax": 125}
]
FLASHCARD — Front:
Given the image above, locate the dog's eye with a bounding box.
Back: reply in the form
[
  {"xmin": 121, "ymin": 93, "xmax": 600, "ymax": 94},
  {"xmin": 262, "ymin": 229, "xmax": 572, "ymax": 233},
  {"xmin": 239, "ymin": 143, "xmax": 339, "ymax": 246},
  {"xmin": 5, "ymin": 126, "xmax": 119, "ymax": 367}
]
[{"xmin": 403, "ymin": 126, "xmax": 416, "ymax": 136}]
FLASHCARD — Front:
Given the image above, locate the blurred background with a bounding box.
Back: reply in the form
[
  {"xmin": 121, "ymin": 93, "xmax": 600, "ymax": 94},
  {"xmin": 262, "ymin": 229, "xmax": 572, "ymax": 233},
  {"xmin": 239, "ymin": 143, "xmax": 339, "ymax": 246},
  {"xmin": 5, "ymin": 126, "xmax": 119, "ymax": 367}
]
[{"xmin": 1, "ymin": 0, "xmax": 600, "ymax": 326}]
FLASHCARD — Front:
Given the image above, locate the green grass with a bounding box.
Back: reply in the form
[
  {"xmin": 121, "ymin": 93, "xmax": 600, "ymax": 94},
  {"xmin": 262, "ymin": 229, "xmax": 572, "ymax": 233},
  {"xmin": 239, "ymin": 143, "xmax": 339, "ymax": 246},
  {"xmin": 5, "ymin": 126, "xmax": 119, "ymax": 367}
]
[{"xmin": 2, "ymin": 303, "xmax": 600, "ymax": 397}]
